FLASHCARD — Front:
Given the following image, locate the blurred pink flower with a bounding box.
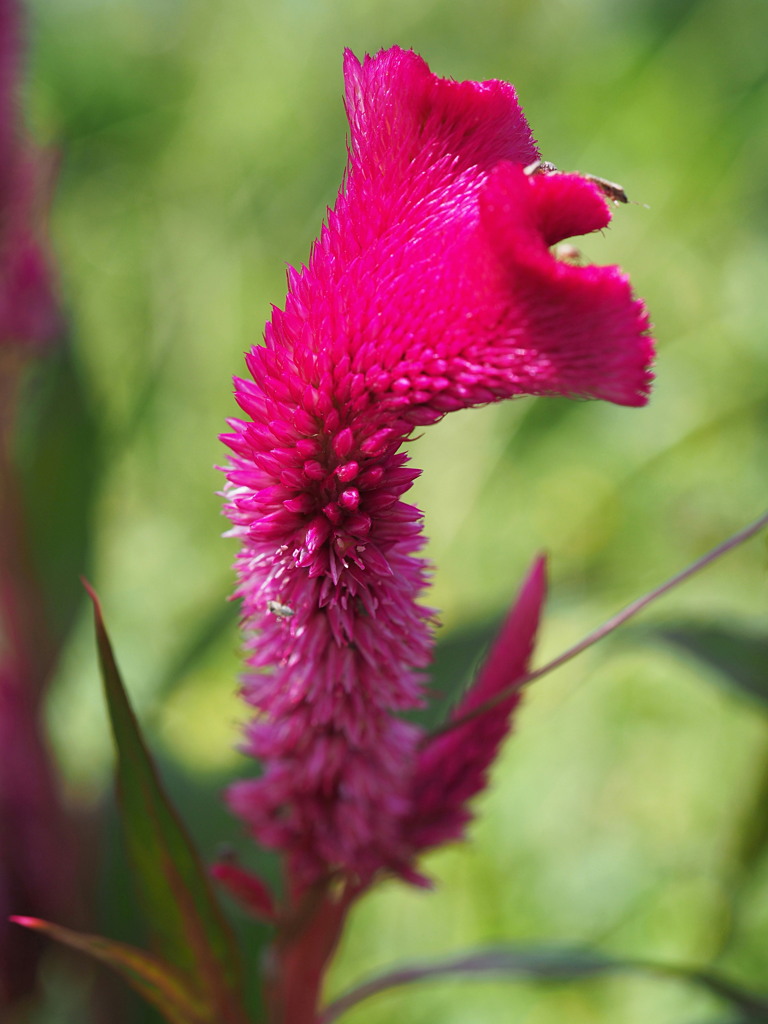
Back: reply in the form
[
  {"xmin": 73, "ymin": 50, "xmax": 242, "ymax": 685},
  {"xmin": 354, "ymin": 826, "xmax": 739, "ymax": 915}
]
[
  {"xmin": 0, "ymin": 675, "xmax": 79, "ymax": 1004},
  {"xmin": 222, "ymin": 47, "xmax": 653, "ymax": 891},
  {"xmin": 0, "ymin": 0, "xmax": 58, "ymax": 353},
  {"xmin": 0, "ymin": 0, "xmax": 68, "ymax": 1007}
]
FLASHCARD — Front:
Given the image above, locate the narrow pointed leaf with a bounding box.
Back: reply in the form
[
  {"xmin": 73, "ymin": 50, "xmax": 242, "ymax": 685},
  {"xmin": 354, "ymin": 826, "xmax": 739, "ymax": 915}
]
[
  {"xmin": 319, "ymin": 945, "xmax": 768, "ymax": 1023},
  {"xmin": 84, "ymin": 583, "xmax": 250, "ymax": 1024},
  {"xmin": 10, "ymin": 917, "xmax": 208, "ymax": 1024}
]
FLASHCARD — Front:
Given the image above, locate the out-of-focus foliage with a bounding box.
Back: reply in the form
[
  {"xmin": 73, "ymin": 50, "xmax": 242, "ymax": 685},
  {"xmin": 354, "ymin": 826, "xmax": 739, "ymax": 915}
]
[
  {"xmin": 20, "ymin": 0, "xmax": 768, "ymax": 1021},
  {"xmin": 649, "ymin": 622, "xmax": 768, "ymax": 709}
]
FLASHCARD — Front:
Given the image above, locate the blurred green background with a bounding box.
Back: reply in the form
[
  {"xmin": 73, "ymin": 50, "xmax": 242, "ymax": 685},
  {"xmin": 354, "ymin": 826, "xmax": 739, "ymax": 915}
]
[{"xmin": 18, "ymin": 0, "xmax": 768, "ymax": 1020}]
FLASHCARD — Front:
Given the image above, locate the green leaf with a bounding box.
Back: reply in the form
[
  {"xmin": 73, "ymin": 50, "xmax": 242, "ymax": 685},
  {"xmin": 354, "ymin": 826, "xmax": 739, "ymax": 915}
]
[
  {"xmin": 10, "ymin": 917, "xmax": 208, "ymax": 1024},
  {"xmin": 84, "ymin": 583, "xmax": 251, "ymax": 1024},
  {"xmin": 319, "ymin": 946, "xmax": 768, "ymax": 1023},
  {"xmin": 646, "ymin": 621, "xmax": 768, "ymax": 710}
]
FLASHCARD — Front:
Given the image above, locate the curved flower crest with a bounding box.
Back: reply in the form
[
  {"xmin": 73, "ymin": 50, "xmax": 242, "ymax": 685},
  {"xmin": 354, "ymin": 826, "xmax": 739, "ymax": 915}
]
[{"xmin": 222, "ymin": 47, "xmax": 653, "ymax": 890}]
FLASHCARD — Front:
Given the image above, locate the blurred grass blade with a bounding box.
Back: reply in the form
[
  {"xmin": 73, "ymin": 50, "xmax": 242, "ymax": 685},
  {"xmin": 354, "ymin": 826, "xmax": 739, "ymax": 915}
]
[
  {"xmin": 83, "ymin": 582, "xmax": 250, "ymax": 1024},
  {"xmin": 155, "ymin": 596, "xmax": 238, "ymax": 703},
  {"xmin": 319, "ymin": 946, "xmax": 768, "ymax": 1023},
  {"xmin": 639, "ymin": 622, "xmax": 768, "ymax": 886},
  {"xmin": 15, "ymin": 342, "xmax": 102, "ymax": 646},
  {"xmin": 10, "ymin": 917, "xmax": 208, "ymax": 1024},
  {"xmin": 649, "ymin": 622, "xmax": 768, "ymax": 709},
  {"xmin": 674, "ymin": 965, "xmax": 768, "ymax": 1019},
  {"xmin": 320, "ymin": 946, "xmax": 617, "ymax": 1020}
]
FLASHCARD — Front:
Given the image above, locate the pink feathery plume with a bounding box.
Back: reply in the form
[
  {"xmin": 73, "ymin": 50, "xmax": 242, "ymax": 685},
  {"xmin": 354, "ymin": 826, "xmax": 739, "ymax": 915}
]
[{"xmin": 222, "ymin": 46, "xmax": 653, "ymax": 893}]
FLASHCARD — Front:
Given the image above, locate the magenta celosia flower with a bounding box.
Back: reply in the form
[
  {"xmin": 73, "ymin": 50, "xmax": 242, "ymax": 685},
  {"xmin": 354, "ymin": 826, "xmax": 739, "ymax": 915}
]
[{"xmin": 222, "ymin": 46, "xmax": 653, "ymax": 892}]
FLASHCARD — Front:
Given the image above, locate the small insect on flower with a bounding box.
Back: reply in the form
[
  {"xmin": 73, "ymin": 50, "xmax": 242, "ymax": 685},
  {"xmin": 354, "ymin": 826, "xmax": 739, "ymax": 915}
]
[
  {"xmin": 524, "ymin": 159, "xmax": 629, "ymax": 205},
  {"xmin": 523, "ymin": 158, "xmax": 558, "ymax": 176},
  {"xmin": 267, "ymin": 600, "xmax": 295, "ymax": 619},
  {"xmin": 581, "ymin": 173, "xmax": 628, "ymax": 205},
  {"xmin": 554, "ymin": 243, "xmax": 582, "ymax": 264}
]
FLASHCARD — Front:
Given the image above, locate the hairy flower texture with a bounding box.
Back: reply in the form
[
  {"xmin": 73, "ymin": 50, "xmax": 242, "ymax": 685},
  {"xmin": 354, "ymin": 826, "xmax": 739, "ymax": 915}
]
[
  {"xmin": 222, "ymin": 47, "xmax": 653, "ymax": 890},
  {"xmin": 0, "ymin": 0, "xmax": 58, "ymax": 351}
]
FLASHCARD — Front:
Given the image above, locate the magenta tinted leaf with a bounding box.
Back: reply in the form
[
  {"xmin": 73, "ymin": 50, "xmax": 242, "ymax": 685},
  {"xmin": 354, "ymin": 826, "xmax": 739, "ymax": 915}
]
[
  {"xmin": 406, "ymin": 556, "xmax": 546, "ymax": 855},
  {"xmin": 210, "ymin": 860, "xmax": 277, "ymax": 923},
  {"xmin": 83, "ymin": 583, "xmax": 250, "ymax": 1024},
  {"xmin": 10, "ymin": 917, "xmax": 207, "ymax": 1024}
]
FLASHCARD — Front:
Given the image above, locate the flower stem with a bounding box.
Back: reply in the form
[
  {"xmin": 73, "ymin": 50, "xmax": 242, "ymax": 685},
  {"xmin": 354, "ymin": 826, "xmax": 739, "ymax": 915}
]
[
  {"xmin": 431, "ymin": 510, "xmax": 768, "ymax": 740},
  {"xmin": 268, "ymin": 884, "xmax": 357, "ymax": 1024}
]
